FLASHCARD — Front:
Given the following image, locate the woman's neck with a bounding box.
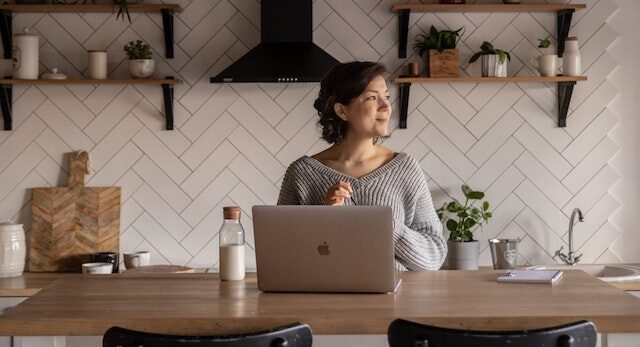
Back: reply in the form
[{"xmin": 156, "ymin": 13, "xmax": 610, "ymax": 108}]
[{"xmin": 334, "ymin": 135, "xmax": 377, "ymax": 165}]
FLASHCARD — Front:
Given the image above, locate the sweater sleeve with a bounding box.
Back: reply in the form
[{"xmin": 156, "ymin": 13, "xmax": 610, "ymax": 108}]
[
  {"xmin": 393, "ymin": 164, "xmax": 448, "ymax": 271},
  {"xmin": 277, "ymin": 163, "xmax": 300, "ymax": 205}
]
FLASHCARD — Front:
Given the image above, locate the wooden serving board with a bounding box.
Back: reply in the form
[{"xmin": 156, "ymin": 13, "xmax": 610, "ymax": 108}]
[{"xmin": 30, "ymin": 151, "xmax": 120, "ymax": 272}]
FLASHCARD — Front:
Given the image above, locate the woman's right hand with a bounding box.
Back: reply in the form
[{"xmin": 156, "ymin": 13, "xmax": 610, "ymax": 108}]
[{"xmin": 324, "ymin": 181, "xmax": 353, "ymax": 206}]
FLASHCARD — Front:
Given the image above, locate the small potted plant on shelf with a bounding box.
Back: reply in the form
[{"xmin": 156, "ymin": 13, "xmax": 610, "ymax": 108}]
[
  {"xmin": 437, "ymin": 184, "xmax": 492, "ymax": 270},
  {"xmin": 413, "ymin": 25, "xmax": 464, "ymax": 78},
  {"xmin": 529, "ymin": 36, "xmax": 558, "ymax": 77},
  {"xmin": 124, "ymin": 40, "xmax": 154, "ymax": 79},
  {"xmin": 468, "ymin": 41, "xmax": 511, "ymax": 77}
]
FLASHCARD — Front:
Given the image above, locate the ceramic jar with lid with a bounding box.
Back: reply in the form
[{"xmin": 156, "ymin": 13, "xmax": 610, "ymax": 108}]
[
  {"xmin": 0, "ymin": 219, "xmax": 26, "ymax": 278},
  {"xmin": 563, "ymin": 37, "xmax": 582, "ymax": 77},
  {"xmin": 12, "ymin": 28, "xmax": 39, "ymax": 79}
]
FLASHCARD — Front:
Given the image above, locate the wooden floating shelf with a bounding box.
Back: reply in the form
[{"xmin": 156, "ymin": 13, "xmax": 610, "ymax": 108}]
[
  {"xmin": 0, "ymin": 4, "xmax": 182, "ymax": 13},
  {"xmin": 394, "ymin": 76, "xmax": 587, "ymax": 84},
  {"xmin": 0, "ymin": 78, "xmax": 182, "ymax": 85},
  {"xmin": 393, "ymin": 3, "xmax": 586, "ymax": 59},
  {"xmin": 0, "ymin": 77, "xmax": 180, "ymax": 131},
  {"xmin": 391, "ymin": 3, "xmax": 586, "ymax": 13},
  {"xmin": 0, "ymin": 4, "xmax": 180, "ymax": 60}
]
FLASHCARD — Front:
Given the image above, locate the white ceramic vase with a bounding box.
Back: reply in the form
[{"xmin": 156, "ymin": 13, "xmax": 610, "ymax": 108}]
[
  {"xmin": 481, "ymin": 54, "xmax": 507, "ymax": 77},
  {"xmin": 128, "ymin": 59, "xmax": 155, "ymax": 79},
  {"xmin": 88, "ymin": 51, "xmax": 108, "ymax": 79}
]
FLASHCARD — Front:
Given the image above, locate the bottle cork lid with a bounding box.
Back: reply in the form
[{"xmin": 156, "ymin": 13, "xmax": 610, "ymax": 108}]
[
  {"xmin": 223, "ymin": 206, "xmax": 241, "ymax": 220},
  {"xmin": 566, "ymin": 37, "xmax": 578, "ymax": 41}
]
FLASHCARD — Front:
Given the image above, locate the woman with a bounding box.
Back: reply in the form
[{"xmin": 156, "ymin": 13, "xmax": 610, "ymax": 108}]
[{"xmin": 277, "ymin": 61, "xmax": 447, "ymax": 271}]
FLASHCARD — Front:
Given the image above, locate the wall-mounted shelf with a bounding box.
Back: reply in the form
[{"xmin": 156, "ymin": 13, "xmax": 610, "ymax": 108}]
[
  {"xmin": 0, "ymin": 4, "xmax": 182, "ymax": 59},
  {"xmin": 0, "ymin": 78, "xmax": 181, "ymax": 131},
  {"xmin": 393, "ymin": 76, "xmax": 587, "ymax": 129},
  {"xmin": 391, "ymin": 3, "xmax": 586, "ymax": 59}
]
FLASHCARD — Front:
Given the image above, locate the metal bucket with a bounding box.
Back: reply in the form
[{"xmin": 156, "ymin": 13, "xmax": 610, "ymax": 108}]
[{"xmin": 489, "ymin": 238, "xmax": 520, "ymax": 269}]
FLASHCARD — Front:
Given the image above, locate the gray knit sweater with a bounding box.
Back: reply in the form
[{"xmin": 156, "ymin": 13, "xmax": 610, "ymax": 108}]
[{"xmin": 277, "ymin": 152, "xmax": 447, "ymax": 271}]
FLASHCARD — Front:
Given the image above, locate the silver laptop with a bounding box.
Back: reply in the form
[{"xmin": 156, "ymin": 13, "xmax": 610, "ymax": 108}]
[{"xmin": 252, "ymin": 205, "xmax": 400, "ymax": 293}]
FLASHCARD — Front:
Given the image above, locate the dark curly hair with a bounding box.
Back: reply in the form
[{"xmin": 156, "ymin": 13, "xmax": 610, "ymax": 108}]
[{"xmin": 314, "ymin": 61, "xmax": 388, "ymax": 144}]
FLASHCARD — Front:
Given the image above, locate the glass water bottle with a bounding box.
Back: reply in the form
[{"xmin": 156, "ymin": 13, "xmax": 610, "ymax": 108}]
[{"xmin": 219, "ymin": 206, "xmax": 245, "ymax": 281}]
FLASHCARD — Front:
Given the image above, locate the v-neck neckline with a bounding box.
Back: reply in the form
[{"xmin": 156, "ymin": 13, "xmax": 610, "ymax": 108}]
[{"xmin": 302, "ymin": 152, "xmax": 405, "ymax": 183}]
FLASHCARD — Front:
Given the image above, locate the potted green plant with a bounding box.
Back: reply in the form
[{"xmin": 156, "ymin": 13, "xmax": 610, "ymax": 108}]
[
  {"xmin": 124, "ymin": 40, "xmax": 154, "ymax": 79},
  {"xmin": 413, "ymin": 25, "xmax": 463, "ymax": 77},
  {"xmin": 468, "ymin": 41, "xmax": 511, "ymax": 77},
  {"xmin": 437, "ymin": 184, "xmax": 492, "ymax": 270}
]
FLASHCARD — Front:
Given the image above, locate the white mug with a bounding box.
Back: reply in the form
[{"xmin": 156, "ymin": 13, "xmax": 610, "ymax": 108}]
[
  {"xmin": 530, "ymin": 55, "xmax": 559, "ymax": 77},
  {"xmin": 124, "ymin": 251, "xmax": 150, "ymax": 269}
]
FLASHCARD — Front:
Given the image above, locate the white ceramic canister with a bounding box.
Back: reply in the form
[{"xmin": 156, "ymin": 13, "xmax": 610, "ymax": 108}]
[
  {"xmin": 88, "ymin": 51, "xmax": 108, "ymax": 79},
  {"xmin": 563, "ymin": 37, "xmax": 581, "ymax": 76},
  {"xmin": 13, "ymin": 28, "xmax": 39, "ymax": 79},
  {"xmin": 0, "ymin": 219, "xmax": 26, "ymax": 278}
]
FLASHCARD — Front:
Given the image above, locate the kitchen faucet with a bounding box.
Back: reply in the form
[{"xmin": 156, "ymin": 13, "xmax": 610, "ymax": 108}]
[{"xmin": 554, "ymin": 208, "xmax": 584, "ymax": 265}]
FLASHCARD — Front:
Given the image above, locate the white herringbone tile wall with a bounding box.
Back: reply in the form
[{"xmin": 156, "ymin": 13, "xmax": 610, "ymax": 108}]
[{"xmin": 0, "ymin": 0, "xmax": 628, "ymax": 270}]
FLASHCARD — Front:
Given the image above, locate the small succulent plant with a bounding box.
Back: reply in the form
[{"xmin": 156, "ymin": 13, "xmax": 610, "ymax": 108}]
[
  {"xmin": 537, "ymin": 36, "xmax": 551, "ymax": 49},
  {"xmin": 124, "ymin": 40, "xmax": 152, "ymax": 60}
]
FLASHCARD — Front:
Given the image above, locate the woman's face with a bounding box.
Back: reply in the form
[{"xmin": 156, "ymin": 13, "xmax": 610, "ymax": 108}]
[{"xmin": 336, "ymin": 75, "xmax": 391, "ymax": 140}]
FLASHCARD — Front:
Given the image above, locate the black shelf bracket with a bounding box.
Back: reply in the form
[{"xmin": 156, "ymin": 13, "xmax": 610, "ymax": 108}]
[
  {"xmin": 0, "ymin": 79, "xmax": 11, "ymax": 131},
  {"xmin": 557, "ymin": 9, "xmax": 574, "ymax": 57},
  {"xmin": 557, "ymin": 81, "xmax": 576, "ymax": 127},
  {"xmin": 398, "ymin": 82, "xmax": 411, "ymax": 129},
  {"xmin": 161, "ymin": 9, "xmax": 174, "ymax": 59},
  {"xmin": 398, "ymin": 9, "xmax": 410, "ymax": 59},
  {"xmin": 0, "ymin": 10, "xmax": 11, "ymax": 60},
  {"xmin": 162, "ymin": 76, "xmax": 175, "ymax": 130}
]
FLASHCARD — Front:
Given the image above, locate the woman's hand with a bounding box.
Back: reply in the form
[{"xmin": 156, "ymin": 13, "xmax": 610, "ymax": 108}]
[{"xmin": 324, "ymin": 181, "xmax": 353, "ymax": 206}]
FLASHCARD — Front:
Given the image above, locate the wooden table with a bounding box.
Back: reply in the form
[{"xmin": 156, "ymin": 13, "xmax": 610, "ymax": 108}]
[
  {"xmin": 0, "ymin": 271, "xmax": 639, "ymax": 336},
  {"xmin": 0, "ymin": 273, "xmax": 63, "ymax": 297}
]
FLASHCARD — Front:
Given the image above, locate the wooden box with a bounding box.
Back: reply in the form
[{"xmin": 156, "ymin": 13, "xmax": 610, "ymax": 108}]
[{"xmin": 428, "ymin": 49, "xmax": 460, "ymax": 78}]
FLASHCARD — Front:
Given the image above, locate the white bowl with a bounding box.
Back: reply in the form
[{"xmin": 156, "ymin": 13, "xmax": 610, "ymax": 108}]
[{"xmin": 82, "ymin": 262, "xmax": 113, "ymax": 274}]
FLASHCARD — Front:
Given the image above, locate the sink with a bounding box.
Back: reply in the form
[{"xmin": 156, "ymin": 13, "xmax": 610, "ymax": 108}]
[{"xmin": 527, "ymin": 264, "xmax": 640, "ymax": 282}]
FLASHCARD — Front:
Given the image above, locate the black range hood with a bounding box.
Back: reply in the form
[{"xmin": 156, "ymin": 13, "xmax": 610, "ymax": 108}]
[{"xmin": 210, "ymin": 0, "xmax": 339, "ymax": 83}]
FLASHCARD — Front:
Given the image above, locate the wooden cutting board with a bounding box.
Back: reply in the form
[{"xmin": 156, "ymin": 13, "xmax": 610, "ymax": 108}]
[{"xmin": 30, "ymin": 151, "xmax": 121, "ymax": 272}]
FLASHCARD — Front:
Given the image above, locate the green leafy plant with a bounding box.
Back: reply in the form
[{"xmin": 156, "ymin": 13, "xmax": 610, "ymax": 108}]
[
  {"xmin": 468, "ymin": 41, "xmax": 512, "ymax": 64},
  {"xmin": 413, "ymin": 25, "xmax": 464, "ymax": 56},
  {"xmin": 124, "ymin": 40, "xmax": 152, "ymax": 60},
  {"xmin": 537, "ymin": 36, "xmax": 551, "ymax": 49},
  {"xmin": 436, "ymin": 185, "xmax": 492, "ymax": 242}
]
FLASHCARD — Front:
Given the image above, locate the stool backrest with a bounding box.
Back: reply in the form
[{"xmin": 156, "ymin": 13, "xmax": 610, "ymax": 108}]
[
  {"xmin": 103, "ymin": 322, "xmax": 312, "ymax": 347},
  {"xmin": 388, "ymin": 319, "xmax": 597, "ymax": 347}
]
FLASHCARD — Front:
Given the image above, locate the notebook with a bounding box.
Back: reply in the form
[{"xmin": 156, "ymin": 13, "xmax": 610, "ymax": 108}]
[{"xmin": 496, "ymin": 270, "xmax": 563, "ymax": 284}]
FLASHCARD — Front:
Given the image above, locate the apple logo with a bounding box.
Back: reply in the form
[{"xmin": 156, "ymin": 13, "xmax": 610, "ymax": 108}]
[{"xmin": 317, "ymin": 242, "xmax": 330, "ymax": 256}]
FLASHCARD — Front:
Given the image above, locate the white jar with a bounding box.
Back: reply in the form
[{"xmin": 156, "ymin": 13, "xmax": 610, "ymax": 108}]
[
  {"xmin": 88, "ymin": 51, "xmax": 108, "ymax": 79},
  {"xmin": 12, "ymin": 28, "xmax": 39, "ymax": 79},
  {"xmin": 562, "ymin": 37, "xmax": 581, "ymax": 76},
  {"xmin": 0, "ymin": 219, "xmax": 26, "ymax": 278}
]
